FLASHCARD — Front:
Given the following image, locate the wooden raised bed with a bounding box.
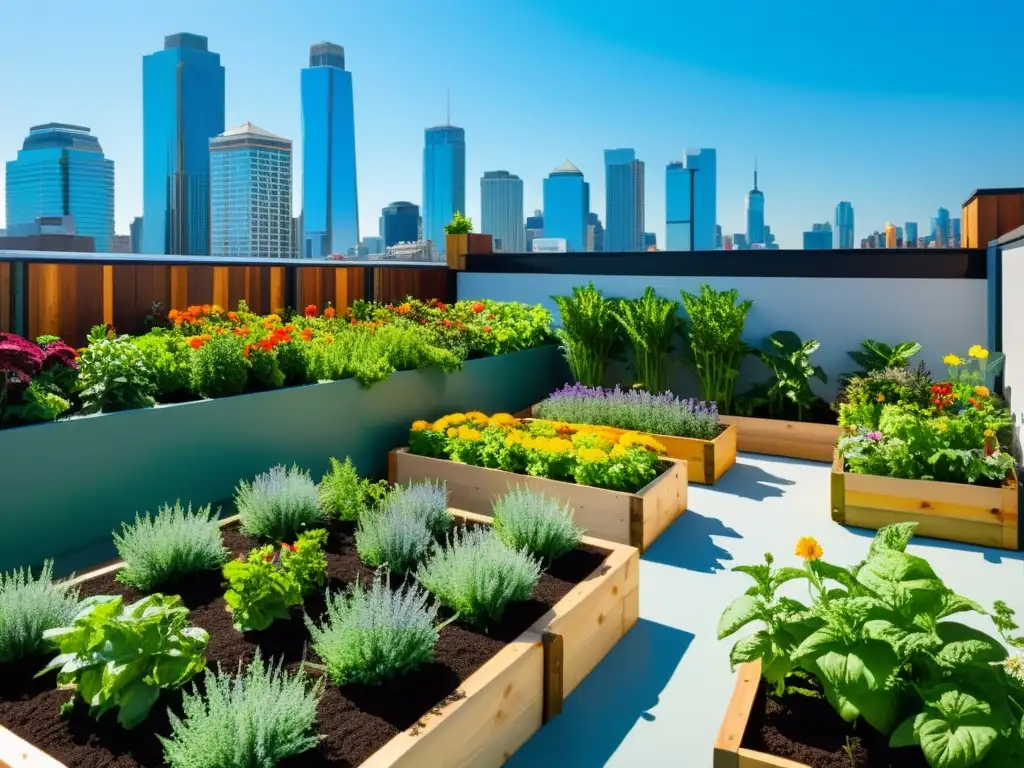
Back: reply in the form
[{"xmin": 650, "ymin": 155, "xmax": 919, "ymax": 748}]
[
  {"xmin": 389, "ymin": 449, "xmax": 687, "ymax": 553},
  {"xmin": 718, "ymin": 415, "xmax": 840, "ymax": 463},
  {"xmin": 831, "ymin": 450, "xmax": 1019, "ymax": 550},
  {"xmin": 0, "ymin": 511, "xmax": 639, "ymax": 768}
]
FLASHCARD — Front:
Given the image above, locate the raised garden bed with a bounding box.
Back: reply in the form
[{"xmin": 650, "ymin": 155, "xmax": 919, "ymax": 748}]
[
  {"xmin": 389, "ymin": 448, "xmax": 687, "ymax": 553},
  {"xmin": 719, "ymin": 415, "xmax": 840, "ymax": 463},
  {"xmin": 0, "ymin": 510, "xmax": 638, "ymax": 767},
  {"xmin": 830, "ymin": 450, "xmax": 1019, "ymax": 550}
]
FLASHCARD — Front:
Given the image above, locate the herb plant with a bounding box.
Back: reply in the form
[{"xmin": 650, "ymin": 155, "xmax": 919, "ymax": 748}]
[
  {"xmin": 307, "ymin": 572, "xmax": 440, "ymax": 685},
  {"xmin": 189, "ymin": 333, "xmax": 249, "ymax": 398},
  {"xmin": 318, "ymin": 456, "xmax": 390, "ymax": 521},
  {"xmin": 381, "ymin": 480, "xmax": 452, "ymax": 537},
  {"xmin": 356, "ymin": 506, "xmax": 434, "ymax": 573},
  {"xmin": 680, "ymin": 285, "xmax": 752, "ymax": 415},
  {"xmin": 40, "ymin": 594, "xmax": 208, "ymax": 729},
  {"xmin": 611, "ymin": 287, "xmax": 680, "ymax": 393},
  {"xmin": 417, "ymin": 527, "xmax": 541, "ymax": 626},
  {"xmin": 719, "ymin": 523, "xmax": 1024, "ymax": 768},
  {"xmin": 236, "ymin": 464, "xmax": 323, "ymax": 541},
  {"xmin": 161, "ymin": 651, "xmax": 323, "ymax": 768},
  {"xmin": 0, "ymin": 561, "xmax": 79, "ymax": 663},
  {"xmin": 444, "ymin": 211, "xmax": 473, "ymax": 235},
  {"xmin": 739, "ymin": 330, "xmax": 828, "ymax": 421},
  {"xmin": 492, "ymin": 487, "xmax": 584, "ymax": 565},
  {"xmin": 114, "ymin": 502, "xmax": 228, "ymax": 591},
  {"xmin": 77, "ymin": 325, "xmax": 157, "ymax": 414},
  {"xmin": 131, "ymin": 331, "xmax": 191, "ymax": 400},
  {"xmin": 836, "ymin": 363, "xmax": 934, "ymax": 427},
  {"xmin": 552, "ymin": 283, "xmax": 619, "ymax": 387}
]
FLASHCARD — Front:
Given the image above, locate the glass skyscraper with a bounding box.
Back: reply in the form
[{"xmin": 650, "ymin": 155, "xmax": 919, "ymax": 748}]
[
  {"xmin": 665, "ymin": 162, "xmax": 692, "ymax": 250},
  {"xmin": 210, "ymin": 123, "xmax": 293, "ymax": 259},
  {"xmin": 301, "ymin": 42, "xmax": 360, "ymax": 258},
  {"xmin": 931, "ymin": 207, "xmax": 950, "ymax": 247},
  {"xmin": 604, "ymin": 149, "xmax": 645, "ymax": 252},
  {"xmin": 802, "ymin": 222, "xmax": 833, "ymax": 250},
  {"xmin": 745, "ymin": 168, "xmax": 765, "ymax": 245},
  {"xmin": 587, "ymin": 212, "xmax": 605, "ymax": 253},
  {"xmin": 130, "ymin": 216, "xmax": 143, "ymax": 253},
  {"xmin": 834, "ymin": 201, "xmax": 855, "ymax": 248},
  {"xmin": 481, "ymin": 170, "xmax": 524, "ymax": 252},
  {"xmin": 142, "ymin": 33, "xmax": 225, "ymax": 255},
  {"xmin": 423, "ymin": 125, "xmax": 466, "ymax": 254},
  {"xmin": 685, "ymin": 148, "xmax": 716, "ymax": 250},
  {"xmin": 379, "ymin": 201, "xmax": 420, "ymax": 248},
  {"xmin": 5, "ymin": 123, "xmax": 114, "ymax": 252},
  {"xmin": 542, "ymin": 161, "xmax": 589, "ymax": 252},
  {"xmin": 905, "ymin": 221, "xmax": 918, "ymax": 247}
]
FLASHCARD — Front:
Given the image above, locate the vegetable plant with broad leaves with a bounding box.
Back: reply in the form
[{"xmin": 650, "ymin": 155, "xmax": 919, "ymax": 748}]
[
  {"xmin": 845, "ymin": 339, "xmax": 923, "ymax": 379},
  {"xmin": 739, "ymin": 330, "xmax": 828, "ymax": 421},
  {"xmin": 719, "ymin": 522, "xmax": 1024, "ymax": 768}
]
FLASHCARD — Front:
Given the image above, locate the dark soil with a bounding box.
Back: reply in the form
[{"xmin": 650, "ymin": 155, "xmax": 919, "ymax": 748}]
[
  {"xmin": 743, "ymin": 399, "xmax": 837, "ymax": 426},
  {"xmin": 743, "ymin": 681, "xmax": 930, "ymax": 768},
  {"xmin": 0, "ymin": 520, "xmax": 609, "ymax": 767}
]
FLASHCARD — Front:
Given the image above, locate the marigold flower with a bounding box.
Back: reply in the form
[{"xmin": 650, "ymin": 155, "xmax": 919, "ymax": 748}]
[
  {"xmin": 243, "ymin": 344, "xmax": 253, "ymax": 359},
  {"xmin": 411, "ymin": 420, "xmax": 430, "ymax": 431},
  {"xmin": 984, "ymin": 429, "xmax": 995, "ymax": 438},
  {"xmin": 943, "ymin": 354, "xmax": 963, "ymax": 366},
  {"xmin": 265, "ymin": 314, "xmax": 281, "ymax": 324},
  {"xmin": 227, "ymin": 311, "xmax": 239, "ymax": 322},
  {"xmin": 441, "ymin": 319, "xmax": 452, "ymax": 328},
  {"xmin": 577, "ymin": 447, "xmax": 609, "ymax": 463},
  {"xmin": 187, "ymin": 337, "xmax": 204, "ymax": 349},
  {"xmin": 281, "ymin": 542, "xmax": 297, "ymax": 553},
  {"xmin": 232, "ymin": 327, "xmax": 246, "ymax": 337},
  {"xmin": 875, "ymin": 393, "xmax": 885, "ymax": 403},
  {"xmin": 168, "ymin": 309, "xmax": 180, "ymax": 321},
  {"xmin": 300, "ymin": 328, "xmax": 313, "ymax": 341},
  {"xmin": 304, "ymin": 304, "xmax": 317, "ymax": 317},
  {"xmin": 974, "ymin": 386, "xmax": 990, "ymax": 398},
  {"xmin": 472, "ymin": 302, "xmax": 485, "ymax": 314},
  {"xmin": 259, "ymin": 338, "xmax": 275, "ymax": 352},
  {"xmin": 201, "ymin": 304, "xmax": 212, "ymax": 316},
  {"xmin": 969, "ymin": 345, "xmax": 989, "ymax": 360},
  {"xmin": 465, "ymin": 411, "xmax": 489, "ymax": 425},
  {"xmin": 794, "ymin": 536, "xmax": 823, "ymax": 561},
  {"xmin": 211, "ymin": 304, "xmax": 224, "ymax": 315},
  {"xmin": 457, "ymin": 426, "xmax": 482, "ymax": 441},
  {"xmin": 324, "ymin": 307, "xmax": 336, "ymax": 319},
  {"xmin": 490, "ymin": 412, "xmax": 518, "ymax": 426},
  {"xmin": 482, "ymin": 325, "xmax": 492, "ymax": 334},
  {"xmin": 618, "ymin": 432, "xmax": 667, "ymax": 454},
  {"xmin": 187, "ymin": 305, "xmax": 203, "ymax": 316},
  {"xmin": 447, "ymin": 413, "xmax": 467, "ymax": 426},
  {"xmin": 446, "ymin": 427, "xmax": 458, "ymax": 438}
]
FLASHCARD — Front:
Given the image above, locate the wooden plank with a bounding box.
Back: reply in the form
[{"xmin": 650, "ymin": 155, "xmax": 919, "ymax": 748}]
[
  {"xmin": 714, "ymin": 424, "xmax": 739, "ymax": 483},
  {"xmin": 0, "ymin": 725, "xmax": 65, "ymax": 767},
  {"xmin": 186, "ymin": 266, "xmax": 214, "ymax": 307},
  {"xmin": 640, "ymin": 460, "xmax": 688, "ymax": 550},
  {"xmin": 111, "ymin": 265, "xmax": 137, "ymax": 336},
  {"xmin": 843, "ymin": 506, "xmax": 1005, "ymax": 548},
  {"xmin": 737, "ymin": 749, "xmax": 810, "ymax": 768},
  {"xmin": 541, "ymin": 631, "xmax": 563, "ymax": 723},
  {"xmin": 713, "ymin": 660, "xmax": 762, "ymax": 768},
  {"xmin": 101, "ymin": 265, "xmax": 113, "ymax": 328},
  {"xmin": 269, "ymin": 267, "xmax": 284, "ymax": 313},
  {"xmin": 830, "ymin": 451, "xmax": 846, "ymax": 524},
  {"xmin": 718, "ymin": 415, "xmax": 839, "ymax": 463},
  {"xmin": 212, "ymin": 267, "xmax": 229, "ymax": 310},
  {"xmin": 169, "ymin": 266, "xmax": 188, "ymax": 310},
  {"xmin": 70, "ymin": 265, "xmax": 104, "ymax": 345},
  {"xmin": 28, "ymin": 263, "xmax": 60, "ymax": 340}
]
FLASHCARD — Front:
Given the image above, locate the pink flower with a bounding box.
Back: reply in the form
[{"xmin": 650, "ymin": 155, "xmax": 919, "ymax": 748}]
[{"xmin": 866, "ymin": 431, "xmax": 883, "ymax": 442}]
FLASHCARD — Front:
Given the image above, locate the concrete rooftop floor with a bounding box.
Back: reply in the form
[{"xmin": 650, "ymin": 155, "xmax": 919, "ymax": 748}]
[{"xmin": 506, "ymin": 452, "xmax": 1024, "ymax": 768}]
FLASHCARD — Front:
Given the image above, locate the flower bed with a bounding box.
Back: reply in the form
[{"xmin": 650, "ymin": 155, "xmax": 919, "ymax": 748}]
[{"xmin": 533, "ymin": 384, "xmax": 737, "ymax": 484}]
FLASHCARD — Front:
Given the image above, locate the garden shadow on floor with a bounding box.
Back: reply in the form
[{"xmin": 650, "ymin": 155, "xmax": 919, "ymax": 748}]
[
  {"xmin": 846, "ymin": 524, "xmax": 1024, "ymax": 565},
  {"xmin": 641, "ymin": 510, "xmax": 742, "ymax": 573},
  {"xmin": 504, "ymin": 619, "xmax": 693, "ymax": 768},
  {"xmin": 712, "ymin": 460, "xmax": 796, "ymax": 501}
]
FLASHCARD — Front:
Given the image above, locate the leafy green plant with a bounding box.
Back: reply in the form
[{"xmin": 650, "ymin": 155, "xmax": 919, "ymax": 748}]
[
  {"xmin": 0, "ymin": 561, "xmax": 79, "ymax": 663},
  {"xmin": 492, "ymin": 487, "xmax": 584, "ymax": 565},
  {"xmin": 680, "ymin": 285, "xmax": 752, "ymax": 415},
  {"xmin": 114, "ymin": 502, "xmax": 227, "ymax": 591},
  {"xmin": 189, "ymin": 333, "xmax": 248, "ymax": 399},
  {"xmin": 77, "ymin": 325, "xmax": 157, "ymax": 414},
  {"xmin": 611, "ymin": 287, "xmax": 680, "ymax": 393},
  {"xmin": 845, "ymin": 339, "xmax": 922, "ymax": 379},
  {"xmin": 306, "ymin": 572, "xmax": 440, "ymax": 686},
  {"xmin": 318, "ymin": 457, "xmax": 390, "ymax": 521},
  {"xmin": 131, "ymin": 330, "xmax": 191, "ymax": 399},
  {"xmin": 161, "ymin": 651, "xmax": 323, "ymax": 768},
  {"xmin": 381, "ymin": 480, "xmax": 452, "ymax": 537},
  {"xmin": 836, "ymin": 363, "xmax": 934, "ymax": 427},
  {"xmin": 236, "ymin": 464, "xmax": 323, "ymax": 541},
  {"xmin": 552, "ymin": 283, "xmax": 619, "ymax": 387},
  {"xmin": 40, "ymin": 593, "xmax": 208, "ymax": 729},
  {"xmin": 739, "ymin": 330, "xmax": 828, "ymax": 421},
  {"xmin": 356, "ymin": 505, "xmax": 434, "ymax": 573},
  {"xmin": 417, "ymin": 527, "xmax": 541, "ymax": 626},
  {"xmin": 719, "ymin": 524, "xmax": 1024, "ymax": 768},
  {"xmin": 443, "ymin": 211, "xmax": 473, "ymax": 235}
]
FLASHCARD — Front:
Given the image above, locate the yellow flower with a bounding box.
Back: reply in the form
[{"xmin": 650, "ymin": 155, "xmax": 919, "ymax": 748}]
[
  {"xmin": 794, "ymin": 537, "xmax": 823, "ymax": 561},
  {"xmin": 875, "ymin": 393, "xmax": 885, "ymax": 403},
  {"xmin": 577, "ymin": 447, "xmax": 609, "ymax": 463},
  {"xmin": 210, "ymin": 304, "xmax": 225, "ymax": 315},
  {"xmin": 446, "ymin": 427, "xmax": 458, "ymax": 438},
  {"xmin": 935, "ymin": 421, "xmax": 948, "ymax": 432},
  {"xmin": 465, "ymin": 411, "xmax": 489, "ymax": 424},
  {"xmin": 610, "ymin": 443, "xmax": 628, "ymax": 458},
  {"xmin": 411, "ymin": 420, "xmax": 430, "ymax": 431},
  {"xmin": 969, "ymin": 345, "xmax": 989, "ymax": 360},
  {"xmin": 490, "ymin": 412, "xmax": 518, "ymax": 427},
  {"xmin": 618, "ymin": 432, "xmax": 667, "ymax": 455},
  {"xmin": 984, "ymin": 429, "xmax": 995, "ymax": 438},
  {"xmin": 447, "ymin": 413, "xmax": 467, "ymax": 426},
  {"xmin": 943, "ymin": 354, "xmax": 963, "ymax": 366},
  {"xmin": 433, "ymin": 417, "xmax": 450, "ymax": 431},
  {"xmin": 457, "ymin": 426, "xmax": 481, "ymax": 441},
  {"xmin": 974, "ymin": 386, "xmax": 990, "ymax": 398},
  {"xmin": 505, "ymin": 431, "xmax": 526, "ymax": 446}
]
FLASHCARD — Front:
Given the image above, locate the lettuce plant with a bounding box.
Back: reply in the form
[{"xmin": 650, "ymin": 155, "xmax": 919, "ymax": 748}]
[
  {"xmin": 492, "ymin": 487, "xmax": 584, "ymax": 565},
  {"xmin": 719, "ymin": 523, "xmax": 1024, "ymax": 768},
  {"xmin": 0, "ymin": 560, "xmax": 79, "ymax": 663},
  {"xmin": 40, "ymin": 594, "xmax": 208, "ymax": 729}
]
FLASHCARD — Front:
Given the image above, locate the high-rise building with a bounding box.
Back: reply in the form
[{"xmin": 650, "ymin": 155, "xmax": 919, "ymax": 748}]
[
  {"xmin": 931, "ymin": 207, "xmax": 950, "ymax": 248},
  {"xmin": 603, "ymin": 149, "xmax": 645, "ymax": 252},
  {"xmin": 745, "ymin": 166, "xmax": 765, "ymax": 245},
  {"xmin": 423, "ymin": 125, "xmax": 466, "ymax": 254},
  {"xmin": 905, "ymin": 221, "xmax": 918, "ymax": 248},
  {"xmin": 5, "ymin": 123, "xmax": 114, "ymax": 253},
  {"xmin": 834, "ymin": 201, "xmax": 855, "ymax": 248},
  {"xmin": 885, "ymin": 223, "xmax": 898, "ymax": 249},
  {"xmin": 542, "ymin": 160, "xmax": 589, "ymax": 252},
  {"xmin": 951, "ymin": 217, "xmax": 961, "ymax": 247},
  {"xmin": 644, "ymin": 232, "xmax": 657, "ymax": 251},
  {"xmin": 586, "ymin": 212, "xmax": 604, "ymax": 253},
  {"xmin": 480, "ymin": 170, "xmax": 524, "ymax": 252},
  {"xmin": 802, "ymin": 222, "xmax": 833, "ymax": 250},
  {"xmin": 361, "ymin": 235, "xmax": 384, "ymax": 256},
  {"xmin": 715, "ymin": 224, "xmax": 723, "ymax": 249},
  {"xmin": 130, "ymin": 216, "xmax": 143, "ymax": 253},
  {"xmin": 526, "ymin": 210, "xmax": 544, "ymax": 252},
  {"xmin": 0, "ymin": 215, "xmax": 95, "ymax": 253},
  {"xmin": 732, "ymin": 233, "xmax": 748, "ymax": 250},
  {"xmin": 684, "ymin": 148, "xmax": 716, "ymax": 250},
  {"xmin": 210, "ymin": 122, "xmax": 293, "ymax": 259},
  {"xmin": 112, "ymin": 234, "xmax": 132, "ymax": 253},
  {"xmin": 301, "ymin": 42, "xmax": 359, "ymax": 259},
  {"xmin": 380, "ymin": 201, "xmax": 421, "ymax": 248},
  {"xmin": 763, "ymin": 224, "xmax": 777, "ymax": 249},
  {"xmin": 665, "ymin": 162, "xmax": 691, "ymax": 250},
  {"xmin": 142, "ymin": 33, "xmax": 225, "ymax": 255}
]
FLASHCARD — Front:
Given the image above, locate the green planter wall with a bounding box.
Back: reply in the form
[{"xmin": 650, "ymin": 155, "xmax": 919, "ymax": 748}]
[{"xmin": 0, "ymin": 346, "xmax": 568, "ymax": 574}]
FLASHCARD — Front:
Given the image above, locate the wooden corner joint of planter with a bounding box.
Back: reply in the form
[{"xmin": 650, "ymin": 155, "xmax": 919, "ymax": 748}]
[
  {"xmin": 541, "ymin": 630, "xmax": 564, "ymax": 723},
  {"xmin": 713, "ymin": 660, "xmax": 762, "ymax": 768},
  {"xmin": 702, "ymin": 441, "xmax": 717, "ymax": 486},
  {"xmin": 829, "ymin": 450, "xmax": 846, "ymax": 525},
  {"xmin": 0, "ymin": 725, "xmax": 66, "ymax": 768},
  {"xmin": 628, "ymin": 497, "xmax": 646, "ymax": 552}
]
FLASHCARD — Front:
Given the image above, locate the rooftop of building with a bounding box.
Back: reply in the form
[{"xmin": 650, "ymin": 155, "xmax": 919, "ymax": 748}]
[
  {"xmin": 550, "ymin": 159, "xmax": 583, "ymax": 175},
  {"xmin": 163, "ymin": 32, "xmax": 209, "ymax": 51}
]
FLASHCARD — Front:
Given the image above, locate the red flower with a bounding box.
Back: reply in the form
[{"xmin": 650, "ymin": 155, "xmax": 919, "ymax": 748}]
[
  {"xmin": 472, "ymin": 302, "xmax": 485, "ymax": 314},
  {"xmin": 263, "ymin": 552, "xmax": 274, "ymax": 563},
  {"xmin": 482, "ymin": 325, "xmax": 492, "ymax": 334},
  {"xmin": 233, "ymin": 327, "xmax": 246, "ymax": 337},
  {"xmin": 324, "ymin": 307, "xmax": 336, "ymax": 319},
  {"xmin": 188, "ymin": 337, "xmax": 205, "ymax": 350},
  {"xmin": 300, "ymin": 328, "xmax": 313, "ymax": 341},
  {"xmin": 259, "ymin": 338, "xmax": 275, "ymax": 353},
  {"xmin": 435, "ymin": 301, "xmax": 447, "ymax": 311},
  {"xmin": 441, "ymin": 319, "xmax": 452, "ymax": 328},
  {"xmin": 304, "ymin": 304, "xmax": 317, "ymax": 317},
  {"xmin": 281, "ymin": 542, "xmax": 297, "ymax": 553}
]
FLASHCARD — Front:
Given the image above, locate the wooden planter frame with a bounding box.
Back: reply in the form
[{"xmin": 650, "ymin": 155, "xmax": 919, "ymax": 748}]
[
  {"xmin": 0, "ymin": 511, "xmax": 639, "ymax": 768},
  {"xmin": 389, "ymin": 448, "xmax": 688, "ymax": 553},
  {"xmin": 719, "ymin": 415, "xmax": 840, "ymax": 463},
  {"xmin": 831, "ymin": 450, "xmax": 1020, "ymax": 550}
]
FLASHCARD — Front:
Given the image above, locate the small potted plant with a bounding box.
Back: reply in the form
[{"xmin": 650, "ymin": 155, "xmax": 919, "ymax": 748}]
[{"xmin": 444, "ymin": 211, "xmax": 492, "ymax": 269}]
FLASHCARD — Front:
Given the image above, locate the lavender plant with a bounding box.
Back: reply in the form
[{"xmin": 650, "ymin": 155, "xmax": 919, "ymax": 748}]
[
  {"xmin": 356, "ymin": 505, "xmax": 434, "ymax": 572},
  {"xmin": 0, "ymin": 561, "xmax": 79, "ymax": 663},
  {"xmin": 492, "ymin": 487, "xmax": 584, "ymax": 565},
  {"xmin": 236, "ymin": 465, "xmax": 323, "ymax": 541},
  {"xmin": 536, "ymin": 383, "xmax": 720, "ymax": 440},
  {"xmin": 381, "ymin": 480, "xmax": 452, "ymax": 537}
]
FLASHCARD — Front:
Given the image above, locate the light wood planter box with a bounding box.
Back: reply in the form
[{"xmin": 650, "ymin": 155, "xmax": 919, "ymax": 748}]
[
  {"xmin": 719, "ymin": 415, "xmax": 840, "ymax": 463},
  {"xmin": 0, "ymin": 511, "xmax": 639, "ymax": 768},
  {"xmin": 390, "ymin": 448, "xmax": 688, "ymax": 553},
  {"xmin": 831, "ymin": 451, "xmax": 1020, "ymax": 550},
  {"xmin": 714, "ymin": 660, "xmax": 808, "ymax": 768}
]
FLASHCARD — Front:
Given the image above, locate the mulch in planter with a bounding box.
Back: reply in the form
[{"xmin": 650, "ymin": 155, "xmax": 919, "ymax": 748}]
[
  {"xmin": 743, "ymin": 680, "xmax": 930, "ymax": 768},
  {"xmin": 0, "ymin": 521, "xmax": 609, "ymax": 768}
]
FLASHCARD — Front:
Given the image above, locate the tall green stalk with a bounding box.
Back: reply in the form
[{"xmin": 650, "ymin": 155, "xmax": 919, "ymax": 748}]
[
  {"xmin": 680, "ymin": 285, "xmax": 752, "ymax": 414},
  {"xmin": 611, "ymin": 287, "xmax": 680, "ymax": 393},
  {"xmin": 552, "ymin": 283, "xmax": 618, "ymax": 387}
]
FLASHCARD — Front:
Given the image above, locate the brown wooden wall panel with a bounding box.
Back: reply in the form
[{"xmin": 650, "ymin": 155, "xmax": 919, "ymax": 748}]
[
  {"xmin": 186, "ymin": 266, "xmax": 215, "ymax": 308},
  {"xmin": 64, "ymin": 265, "xmax": 104, "ymax": 344},
  {"xmin": 28, "ymin": 264, "xmax": 59, "ymax": 340},
  {"xmin": 374, "ymin": 267, "xmax": 450, "ymax": 305},
  {"xmin": 112, "ymin": 265, "xmax": 139, "ymax": 336},
  {"xmin": 0, "ymin": 262, "xmax": 11, "ymax": 333},
  {"xmin": 963, "ymin": 193, "xmax": 1024, "ymax": 247}
]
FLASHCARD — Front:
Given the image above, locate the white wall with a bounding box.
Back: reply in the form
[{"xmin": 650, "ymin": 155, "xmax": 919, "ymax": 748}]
[
  {"xmin": 459, "ymin": 272, "xmax": 988, "ymax": 399},
  {"xmin": 1000, "ymin": 241, "xmax": 1024, "ymax": 460}
]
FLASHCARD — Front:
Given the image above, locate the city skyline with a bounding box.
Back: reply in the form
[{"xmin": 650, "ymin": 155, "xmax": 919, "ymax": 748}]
[{"xmin": 0, "ymin": 0, "xmax": 1020, "ymax": 249}]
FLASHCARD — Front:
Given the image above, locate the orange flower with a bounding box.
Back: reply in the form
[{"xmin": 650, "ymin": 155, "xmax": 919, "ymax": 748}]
[
  {"xmin": 482, "ymin": 325, "xmax": 492, "ymax": 334},
  {"xmin": 259, "ymin": 338, "xmax": 275, "ymax": 352},
  {"xmin": 243, "ymin": 343, "xmax": 253, "ymax": 359},
  {"xmin": 188, "ymin": 337, "xmax": 204, "ymax": 349},
  {"xmin": 974, "ymin": 386, "xmax": 990, "ymax": 398},
  {"xmin": 201, "ymin": 304, "xmax": 212, "ymax": 316},
  {"xmin": 227, "ymin": 311, "xmax": 239, "ymax": 323},
  {"xmin": 794, "ymin": 537, "xmax": 823, "ymax": 561},
  {"xmin": 324, "ymin": 306, "xmax": 336, "ymax": 319},
  {"xmin": 436, "ymin": 301, "xmax": 447, "ymax": 311},
  {"xmin": 168, "ymin": 309, "xmax": 180, "ymax": 321},
  {"xmin": 200, "ymin": 334, "xmax": 212, "ymax": 342},
  {"xmin": 232, "ymin": 327, "xmax": 246, "ymax": 337},
  {"xmin": 472, "ymin": 302, "xmax": 485, "ymax": 314},
  {"xmin": 304, "ymin": 304, "xmax": 317, "ymax": 317},
  {"xmin": 875, "ymin": 393, "xmax": 885, "ymax": 403},
  {"xmin": 300, "ymin": 328, "xmax": 313, "ymax": 341},
  {"xmin": 396, "ymin": 303, "xmax": 411, "ymax": 315},
  {"xmin": 284, "ymin": 324, "xmax": 295, "ymax": 334},
  {"xmin": 187, "ymin": 305, "xmax": 203, "ymax": 316}
]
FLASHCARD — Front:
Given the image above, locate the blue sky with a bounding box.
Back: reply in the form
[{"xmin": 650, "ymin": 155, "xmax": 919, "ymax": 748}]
[{"xmin": 0, "ymin": 0, "xmax": 1021, "ymax": 249}]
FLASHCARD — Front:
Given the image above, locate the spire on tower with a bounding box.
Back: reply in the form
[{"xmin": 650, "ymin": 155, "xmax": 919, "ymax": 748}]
[{"xmin": 754, "ymin": 158, "xmax": 758, "ymax": 191}]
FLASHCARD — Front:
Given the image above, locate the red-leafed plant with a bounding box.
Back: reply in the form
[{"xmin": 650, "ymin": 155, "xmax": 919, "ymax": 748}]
[{"xmin": 0, "ymin": 333, "xmax": 79, "ymax": 428}]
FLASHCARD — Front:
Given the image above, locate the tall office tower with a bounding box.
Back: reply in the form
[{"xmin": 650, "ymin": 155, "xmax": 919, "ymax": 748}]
[
  {"xmin": 542, "ymin": 161, "xmax": 589, "ymax": 252},
  {"xmin": 644, "ymin": 232, "xmax": 657, "ymax": 250},
  {"xmin": 480, "ymin": 170, "xmax": 524, "ymax": 252},
  {"xmin": 732, "ymin": 233, "xmax": 748, "ymax": 250},
  {"xmin": 111, "ymin": 235, "xmax": 132, "ymax": 253},
  {"xmin": 931, "ymin": 207, "xmax": 950, "ymax": 248},
  {"xmin": 586, "ymin": 212, "xmax": 605, "ymax": 253},
  {"xmin": 802, "ymin": 222, "xmax": 833, "ymax": 250},
  {"xmin": 423, "ymin": 124, "xmax": 466, "ymax": 254},
  {"xmin": 905, "ymin": 221, "xmax": 918, "ymax": 247},
  {"xmin": 763, "ymin": 225, "xmax": 777, "ymax": 249},
  {"xmin": 380, "ymin": 201, "xmax": 421, "ymax": 248},
  {"xmin": 142, "ymin": 33, "xmax": 225, "ymax": 255},
  {"xmin": 603, "ymin": 148, "xmax": 645, "ymax": 251},
  {"xmin": 301, "ymin": 42, "xmax": 359, "ymax": 258},
  {"xmin": 745, "ymin": 165, "xmax": 765, "ymax": 245},
  {"xmin": 834, "ymin": 201, "xmax": 855, "ymax": 248},
  {"xmin": 715, "ymin": 224, "xmax": 723, "ymax": 249},
  {"xmin": 665, "ymin": 162, "xmax": 692, "ymax": 250},
  {"xmin": 951, "ymin": 217, "xmax": 961, "ymax": 247},
  {"xmin": 885, "ymin": 223, "xmax": 898, "ymax": 249},
  {"xmin": 5, "ymin": 123, "xmax": 114, "ymax": 252},
  {"xmin": 684, "ymin": 148, "xmax": 716, "ymax": 249},
  {"xmin": 292, "ymin": 216, "xmax": 302, "ymax": 257},
  {"xmin": 526, "ymin": 209, "xmax": 544, "ymax": 252},
  {"xmin": 130, "ymin": 216, "xmax": 143, "ymax": 253},
  {"xmin": 210, "ymin": 123, "xmax": 293, "ymax": 259}
]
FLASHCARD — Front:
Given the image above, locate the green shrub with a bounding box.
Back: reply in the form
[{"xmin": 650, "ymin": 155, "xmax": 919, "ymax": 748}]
[
  {"xmin": 131, "ymin": 331, "xmax": 191, "ymax": 399},
  {"xmin": 417, "ymin": 527, "xmax": 541, "ymax": 626},
  {"xmin": 237, "ymin": 465, "xmax": 322, "ymax": 541},
  {"xmin": 611, "ymin": 287, "xmax": 680, "ymax": 393},
  {"xmin": 307, "ymin": 572, "xmax": 439, "ymax": 685},
  {"xmin": 318, "ymin": 457, "xmax": 390, "ymax": 521},
  {"xmin": 0, "ymin": 561, "xmax": 79, "ymax": 663},
  {"xmin": 492, "ymin": 487, "xmax": 584, "ymax": 565},
  {"xmin": 189, "ymin": 333, "xmax": 248, "ymax": 398},
  {"xmin": 114, "ymin": 502, "xmax": 228, "ymax": 591},
  {"xmin": 552, "ymin": 283, "xmax": 619, "ymax": 387},
  {"xmin": 381, "ymin": 480, "xmax": 451, "ymax": 537},
  {"xmin": 161, "ymin": 651, "xmax": 323, "ymax": 768},
  {"xmin": 356, "ymin": 506, "xmax": 433, "ymax": 573},
  {"xmin": 77, "ymin": 326, "xmax": 157, "ymax": 413}
]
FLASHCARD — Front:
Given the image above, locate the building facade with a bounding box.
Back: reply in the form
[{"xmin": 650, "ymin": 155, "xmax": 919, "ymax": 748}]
[
  {"xmin": 745, "ymin": 168, "xmax": 765, "ymax": 245},
  {"xmin": 142, "ymin": 33, "xmax": 225, "ymax": 255},
  {"xmin": 931, "ymin": 207, "xmax": 950, "ymax": 248},
  {"xmin": 802, "ymin": 222, "xmax": 832, "ymax": 250},
  {"xmin": 210, "ymin": 122, "xmax": 293, "ymax": 259},
  {"xmin": 5, "ymin": 123, "xmax": 114, "ymax": 253},
  {"xmin": 905, "ymin": 221, "xmax": 918, "ymax": 247},
  {"xmin": 526, "ymin": 210, "xmax": 544, "ymax": 252},
  {"xmin": 129, "ymin": 216, "xmax": 143, "ymax": 253},
  {"xmin": 422, "ymin": 125, "xmax": 466, "ymax": 254},
  {"xmin": 111, "ymin": 234, "xmax": 132, "ymax": 253},
  {"xmin": 587, "ymin": 212, "xmax": 605, "ymax": 253},
  {"xmin": 603, "ymin": 148, "xmax": 645, "ymax": 252},
  {"xmin": 380, "ymin": 201, "xmax": 420, "ymax": 248},
  {"xmin": 542, "ymin": 161, "xmax": 589, "ymax": 252},
  {"xmin": 480, "ymin": 170, "xmax": 524, "ymax": 252},
  {"xmin": 665, "ymin": 161, "xmax": 692, "ymax": 250},
  {"xmin": 834, "ymin": 201, "xmax": 855, "ymax": 248},
  {"xmin": 301, "ymin": 42, "xmax": 360, "ymax": 258},
  {"xmin": 684, "ymin": 148, "xmax": 716, "ymax": 250}
]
